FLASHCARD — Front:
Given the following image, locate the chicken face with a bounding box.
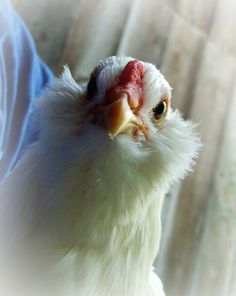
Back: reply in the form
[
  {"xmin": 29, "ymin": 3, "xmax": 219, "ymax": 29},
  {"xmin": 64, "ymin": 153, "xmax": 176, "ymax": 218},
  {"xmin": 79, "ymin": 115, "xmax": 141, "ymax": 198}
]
[{"xmin": 85, "ymin": 57, "xmax": 171, "ymax": 142}]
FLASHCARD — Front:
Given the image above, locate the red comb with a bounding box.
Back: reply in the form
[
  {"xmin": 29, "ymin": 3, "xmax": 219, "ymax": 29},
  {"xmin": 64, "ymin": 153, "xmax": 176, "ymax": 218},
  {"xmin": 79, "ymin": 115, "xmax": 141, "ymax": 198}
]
[
  {"xmin": 105, "ymin": 60, "xmax": 144, "ymax": 110},
  {"xmin": 119, "ymin": 60, "xmax": 144, "ymax": 87}
]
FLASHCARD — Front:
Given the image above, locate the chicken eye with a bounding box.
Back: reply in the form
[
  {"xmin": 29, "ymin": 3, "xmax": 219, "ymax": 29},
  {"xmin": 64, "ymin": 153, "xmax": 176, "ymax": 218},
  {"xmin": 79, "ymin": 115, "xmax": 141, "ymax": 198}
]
[
  {"xmin": 152, "ymin": 100, "xmax": 167, "ymax": 120},
  {"xmin": 87, "ymin": 74, "xmax": 98, "ymax": 97}
]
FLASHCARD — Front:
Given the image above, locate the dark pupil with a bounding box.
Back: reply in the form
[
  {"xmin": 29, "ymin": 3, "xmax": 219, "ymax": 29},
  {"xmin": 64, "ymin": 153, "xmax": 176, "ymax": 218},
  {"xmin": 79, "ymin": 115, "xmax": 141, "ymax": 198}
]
[
  {"xmin": 153, "ymin": 102, "xmax": 165, "ymax": 116},
  {"xmin": 87, "ymin": 75, "xmax": 97, "ymax": 97}
]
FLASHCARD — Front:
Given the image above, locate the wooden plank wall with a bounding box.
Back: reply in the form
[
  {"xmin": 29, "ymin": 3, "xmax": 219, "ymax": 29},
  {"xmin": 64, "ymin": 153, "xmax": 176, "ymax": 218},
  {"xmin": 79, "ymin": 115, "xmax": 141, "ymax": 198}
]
[{"xmin": 14, "ymin": 0, "xmax": 236, "ymax": 295}]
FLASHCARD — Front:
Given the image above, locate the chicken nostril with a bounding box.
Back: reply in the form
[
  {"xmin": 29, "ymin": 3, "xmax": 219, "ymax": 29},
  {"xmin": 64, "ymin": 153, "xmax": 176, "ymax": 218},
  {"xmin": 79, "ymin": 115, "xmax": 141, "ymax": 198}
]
[{"xmin": 127, "ymin": 93, "xmax": 140, "ymax": 111}]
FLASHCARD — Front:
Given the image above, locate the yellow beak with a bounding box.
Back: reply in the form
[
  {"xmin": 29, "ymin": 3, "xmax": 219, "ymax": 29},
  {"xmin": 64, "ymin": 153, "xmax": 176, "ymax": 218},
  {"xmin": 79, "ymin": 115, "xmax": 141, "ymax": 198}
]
[{"xmin": 106, "ymin": 94, "xmax": 144, "ymax": 139}]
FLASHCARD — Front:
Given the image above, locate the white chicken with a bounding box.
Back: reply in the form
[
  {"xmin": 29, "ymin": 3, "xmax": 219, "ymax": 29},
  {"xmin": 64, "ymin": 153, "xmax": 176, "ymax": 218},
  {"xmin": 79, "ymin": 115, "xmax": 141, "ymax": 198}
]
[{"xmin": 0, "ymin": 56, "xmax": 200, "ymax": 296}]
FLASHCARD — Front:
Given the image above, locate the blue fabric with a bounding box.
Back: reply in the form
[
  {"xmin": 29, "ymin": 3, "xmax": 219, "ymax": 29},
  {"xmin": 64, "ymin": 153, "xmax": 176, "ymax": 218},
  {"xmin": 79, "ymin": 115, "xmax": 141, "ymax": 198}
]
[{"xmin": 0, "ymin": 0, "xmax": 53, "ymax": 179}]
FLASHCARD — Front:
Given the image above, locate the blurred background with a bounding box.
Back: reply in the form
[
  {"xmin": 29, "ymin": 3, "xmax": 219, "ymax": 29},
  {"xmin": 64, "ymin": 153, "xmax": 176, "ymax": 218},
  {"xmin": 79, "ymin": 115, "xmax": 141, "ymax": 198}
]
[{"xmin": 12, "ymin": 0, "xmax": 236, "ymax": 295}]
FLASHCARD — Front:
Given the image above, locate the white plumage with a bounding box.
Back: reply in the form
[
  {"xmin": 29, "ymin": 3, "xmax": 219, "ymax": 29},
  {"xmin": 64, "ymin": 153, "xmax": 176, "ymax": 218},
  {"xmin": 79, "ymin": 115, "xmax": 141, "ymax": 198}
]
[{"xmin": 0, "ymin": 56, "xmax": 200, "ymax": 296}]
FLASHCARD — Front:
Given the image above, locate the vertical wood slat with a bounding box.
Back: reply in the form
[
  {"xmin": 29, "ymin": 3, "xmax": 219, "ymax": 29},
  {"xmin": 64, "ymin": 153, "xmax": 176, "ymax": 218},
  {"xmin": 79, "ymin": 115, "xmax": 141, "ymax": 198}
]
[
  {"xmin": 209, "ymin": 0, "xmax": 236, "ymax": 57},
  {"xmin": 60, "ymin": 0, "xmax": 134, "ymax": 80},
  {"xmin": 176, "ymin": 0, "xmax": 217, "ymax": 32},
  {"xmin": 190, "ymin": 74, "xmax": 236, "ymax": 296},
  {"xmin": 117, "ymin": 0, "xmax": 173, "ymax": 68}
]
